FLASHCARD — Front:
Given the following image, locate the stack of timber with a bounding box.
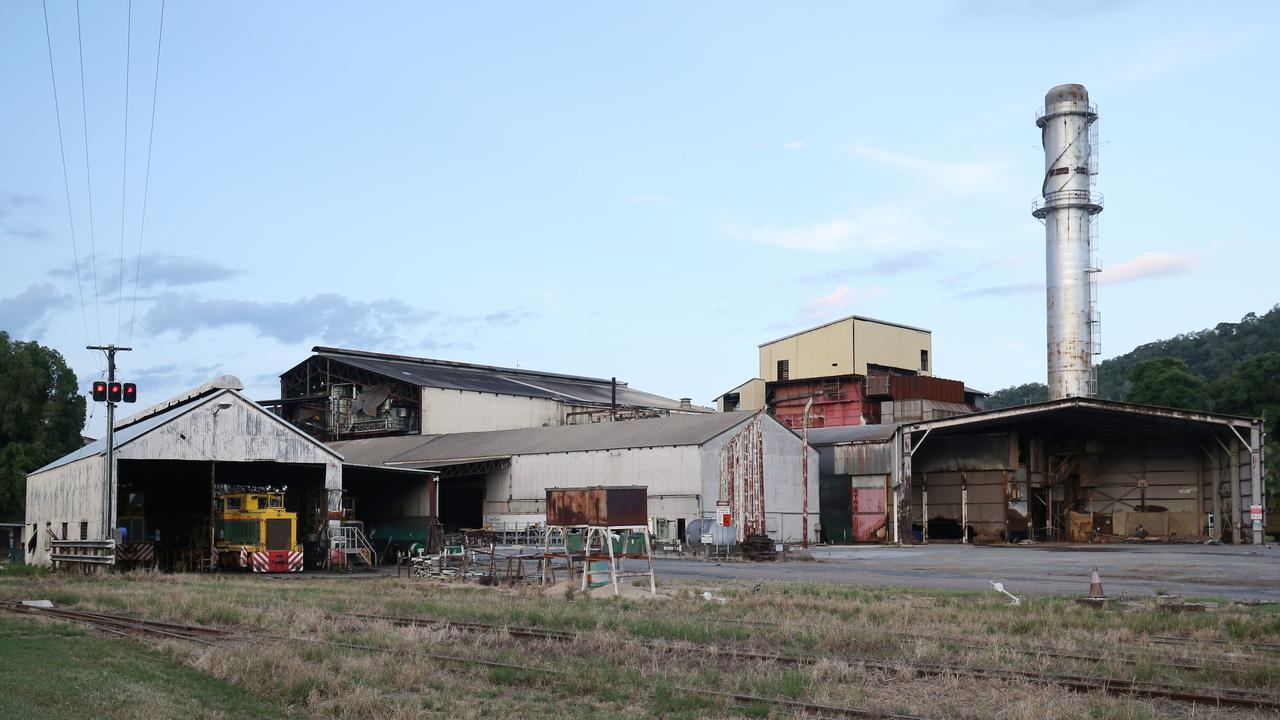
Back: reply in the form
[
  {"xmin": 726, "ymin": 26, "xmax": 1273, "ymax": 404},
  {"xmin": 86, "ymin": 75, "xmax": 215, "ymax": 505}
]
[{"xmin": 741, "ymin": 534, "xmax": 777, "ymax": 561}]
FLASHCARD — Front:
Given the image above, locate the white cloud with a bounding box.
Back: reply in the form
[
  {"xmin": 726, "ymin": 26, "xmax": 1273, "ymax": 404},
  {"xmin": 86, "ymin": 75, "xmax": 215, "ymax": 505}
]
[
  {"xmin": 783, "ymin": 140, "xmax": 807, "ymax": 151},
  {"xmin": 727, "ymin": 207, "xmax": 935, "ymax": 253},
  {"xmin": 847, "ymin": 143, "xmax": 1009, "ymax": 191},
  {"xmin": 800, "ymin": 285, "xmax": 887, "ymax": 321},
  {"xmin": 1099, "ymin": 252, "xmax": 1196, "ymax": 285},
  {"xmin": 628, "ymin": 194, "xmax": 666, "ymax": 204},
  {"xmin": 0, "ymin": 283, "xmax": 70, "ymax": 337}
]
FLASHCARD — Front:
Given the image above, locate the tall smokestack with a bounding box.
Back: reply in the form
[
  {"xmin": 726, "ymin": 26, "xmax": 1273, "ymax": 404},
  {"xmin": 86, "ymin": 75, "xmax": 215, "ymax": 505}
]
[{"xmin": 1034, "ymin": 83, "xmax": 1102, "ymax": 399}]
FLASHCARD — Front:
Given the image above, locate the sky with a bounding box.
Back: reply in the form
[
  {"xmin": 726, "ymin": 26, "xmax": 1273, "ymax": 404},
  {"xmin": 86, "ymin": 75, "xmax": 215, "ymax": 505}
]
[{"xmin": 2, "ymin": 1, "xmax": 1277, "ymax": 437}]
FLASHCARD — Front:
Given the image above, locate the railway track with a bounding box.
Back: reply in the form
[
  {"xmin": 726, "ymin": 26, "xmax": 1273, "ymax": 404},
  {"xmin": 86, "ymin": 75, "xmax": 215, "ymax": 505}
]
[
  {"xmin": 2, "ymin": 602, "xmax": 229, "ymax": 646},
  {"xmin": 2, "ymin": 603, "xmax": 932, "ymax": 719},
  {"xmin": 10, "ymin": 602, "xmax": 1277, "ymax": 713},
  {"xmin": 692, "ymin": 614, "xmax": 1271, "ymax": 673},
  {"xmin": 345, "ymin": 611, "xmax": 1280, "ymax": 710}
]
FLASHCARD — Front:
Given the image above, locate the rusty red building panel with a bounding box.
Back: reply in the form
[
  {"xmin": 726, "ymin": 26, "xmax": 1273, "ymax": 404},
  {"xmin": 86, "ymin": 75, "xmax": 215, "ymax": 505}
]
[
  {"xmin": 545, "ymin": 486, "xmax": 648, "ymax": 526},
  {"xmin": 888, "ymin": 375, "xmax": 965, "ymax": 404}
]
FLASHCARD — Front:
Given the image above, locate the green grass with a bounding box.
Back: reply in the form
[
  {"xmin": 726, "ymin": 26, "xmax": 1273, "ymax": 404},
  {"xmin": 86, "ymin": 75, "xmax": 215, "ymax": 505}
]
[{"xmin": 0, "ymin": 615, "xmax": 290, "ymax": 720}]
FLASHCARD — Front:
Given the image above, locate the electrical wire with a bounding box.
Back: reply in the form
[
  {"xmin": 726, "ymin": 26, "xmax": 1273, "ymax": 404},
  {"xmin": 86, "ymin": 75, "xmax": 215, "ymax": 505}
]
[
  {"xmin": 74, "ymin": 0, "xmax": 102, "ymax": 344},
  {"xmin": 116, "ymin": 0, "xmax": 132, "ymax": 343},
  {"xmin": 127, "ymin": 0, "xmax": 166, "ymax": 347},
  {"xmin": 40, "ymin": 0, "xmax": 94, "ymax": 357}
]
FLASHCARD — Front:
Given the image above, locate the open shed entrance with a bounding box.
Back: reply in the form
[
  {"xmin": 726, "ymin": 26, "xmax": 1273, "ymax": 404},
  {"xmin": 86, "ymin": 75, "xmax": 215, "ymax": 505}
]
[
  {"xmin": 340, "ymin": 465, "xmax": 438, "ymax": 562},
  {"xmin": 438, "ymin": 476, "xmax": 485, "ymax": 533},
  {"xmin": 115, "ymin": 459, "xmax": 327, "ymax": 571}
]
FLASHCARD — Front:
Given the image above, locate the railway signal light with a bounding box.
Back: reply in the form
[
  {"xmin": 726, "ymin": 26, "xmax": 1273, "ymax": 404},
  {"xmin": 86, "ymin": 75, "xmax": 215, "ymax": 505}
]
[
  {"xmin": 92, "ymin": 381, "xmax": 107, "ymax": 402},
  {"xmin": 122, "ymin": 383, "xmax": 137, "ymax": 403},
  {"xmin": 108, "ymin": 382, "xmax": 123, "ymax": 403}
]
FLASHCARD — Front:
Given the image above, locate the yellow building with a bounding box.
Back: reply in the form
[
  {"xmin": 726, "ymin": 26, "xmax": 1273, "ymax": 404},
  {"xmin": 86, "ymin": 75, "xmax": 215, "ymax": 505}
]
[
  {"xmin": 759, "ymin": 315, "xmax": 931, "ymax": 383},
  {"xmin": 716, "ymin": 315, "xmax": 932, "ymax": 412}
]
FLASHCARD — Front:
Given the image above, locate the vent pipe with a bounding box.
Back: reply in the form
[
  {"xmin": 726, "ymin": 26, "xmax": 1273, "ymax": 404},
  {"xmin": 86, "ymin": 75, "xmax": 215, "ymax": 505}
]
[{"xmin": 1034, "ymin": 83, "xmax": 1102, "ymax": 399}]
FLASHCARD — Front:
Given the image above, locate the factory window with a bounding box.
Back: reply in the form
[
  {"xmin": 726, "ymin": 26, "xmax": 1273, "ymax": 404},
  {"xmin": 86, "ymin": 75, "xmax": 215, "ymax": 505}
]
[
  {"xmin": 80, "ymin": 522, "xmax": 88, "ymax": 541},
  {"xmin": 920, "ymin": 350, "xmax": 929, "ymax": 372},
  {"xmin": 777, "ymin": 359, "xmax": 789, "ymax": 381},
  {"xmin": 61, "ymin": 522, "xmax": 68, "ymax": 540},
  {"xmin": 724, "ymin": 393, "xmax": 740, "ymax": 412}
]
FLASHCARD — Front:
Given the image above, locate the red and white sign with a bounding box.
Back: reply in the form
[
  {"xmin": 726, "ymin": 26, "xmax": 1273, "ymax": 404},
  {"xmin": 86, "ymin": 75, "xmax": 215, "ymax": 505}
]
[
  {"xmin": 721, "ymin": 512, "xmax": 732, "ymax": 527},
  {"xmin": 1251, "ymin": 505, "xmax": 1264, "ymax": 522}
]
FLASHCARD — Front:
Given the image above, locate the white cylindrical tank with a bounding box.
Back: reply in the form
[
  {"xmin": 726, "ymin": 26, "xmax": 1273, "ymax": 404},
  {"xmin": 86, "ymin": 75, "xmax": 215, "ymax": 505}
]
[{"xmin": 1034, "ymin": 83, "xmax": 1101, "ymax": 399}]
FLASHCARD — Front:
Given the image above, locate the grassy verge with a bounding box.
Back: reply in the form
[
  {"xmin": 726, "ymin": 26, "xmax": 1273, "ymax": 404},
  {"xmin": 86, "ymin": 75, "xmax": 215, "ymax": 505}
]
[
  {"xmin": 0, "ymin": 570, "xmax": 1277, "ymax": 719},
  {"xmin": 0, "ymin": 614, "xmax": 289, "ymax": 720}
]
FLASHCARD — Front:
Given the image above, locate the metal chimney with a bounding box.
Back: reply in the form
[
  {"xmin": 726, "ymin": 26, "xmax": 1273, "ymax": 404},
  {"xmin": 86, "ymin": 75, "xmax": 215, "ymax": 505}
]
[{"xmin": 1033, "ymin": 83, "xmax": 1102, "ymax": 399}]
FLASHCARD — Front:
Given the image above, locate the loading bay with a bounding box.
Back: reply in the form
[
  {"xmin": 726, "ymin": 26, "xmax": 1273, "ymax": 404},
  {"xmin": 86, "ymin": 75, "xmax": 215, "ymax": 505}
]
[{"xmin": 651, "ymin": 544, "xmax": 1280, "ymax": 602}]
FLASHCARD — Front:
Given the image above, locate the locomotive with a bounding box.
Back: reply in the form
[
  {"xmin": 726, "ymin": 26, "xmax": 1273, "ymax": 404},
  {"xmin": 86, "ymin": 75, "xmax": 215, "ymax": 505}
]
[{"xmin": 215, "ymin": 490, "xmax": 303, "ymax": 573}]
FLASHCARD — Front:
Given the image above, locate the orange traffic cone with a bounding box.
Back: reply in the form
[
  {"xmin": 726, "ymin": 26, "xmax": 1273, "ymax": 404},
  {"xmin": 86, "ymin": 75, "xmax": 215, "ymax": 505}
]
[{"xmin": 1087, "ymin": 565, "xmax": 1105, "ymax": 599}]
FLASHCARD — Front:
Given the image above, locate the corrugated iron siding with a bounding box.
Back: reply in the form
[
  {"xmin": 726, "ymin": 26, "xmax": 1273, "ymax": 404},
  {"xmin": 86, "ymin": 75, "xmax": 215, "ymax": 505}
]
[
  {"xmin": 889, "ymin": 375, "xmax": 964, "ymax": 404},
  {"xmin": 834, "ymin": 442, "xmax": 895, "ymax": 475}
]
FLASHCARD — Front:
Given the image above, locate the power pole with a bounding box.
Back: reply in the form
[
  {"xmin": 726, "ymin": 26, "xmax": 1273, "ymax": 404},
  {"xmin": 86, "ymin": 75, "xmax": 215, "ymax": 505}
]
[{"xmin": 87, "ymin": 344, "xmax": 131, "ymax": 542}]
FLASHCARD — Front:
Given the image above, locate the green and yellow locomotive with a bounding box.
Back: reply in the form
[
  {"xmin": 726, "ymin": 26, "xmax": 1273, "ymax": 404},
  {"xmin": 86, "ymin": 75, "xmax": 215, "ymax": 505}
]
[{"xmin": 215, "ymin": 490, "xmax": 303, "ymax": 573}]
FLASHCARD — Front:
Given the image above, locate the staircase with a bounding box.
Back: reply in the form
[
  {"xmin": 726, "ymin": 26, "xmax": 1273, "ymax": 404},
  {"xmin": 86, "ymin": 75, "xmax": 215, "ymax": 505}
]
[{"xmin": 330, "ymin": 525, "xmax": 377, "ymax": 570}]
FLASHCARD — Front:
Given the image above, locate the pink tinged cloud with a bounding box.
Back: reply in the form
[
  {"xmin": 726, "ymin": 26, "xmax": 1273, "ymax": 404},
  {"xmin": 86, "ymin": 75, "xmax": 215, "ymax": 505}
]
[
  {"xmin": 802, "ymin": 285, "xmax": 886, "ymax": 320},
  {"xmin": 1099, "ymin": 252, "xmax": 1197, "ymax": 285}
]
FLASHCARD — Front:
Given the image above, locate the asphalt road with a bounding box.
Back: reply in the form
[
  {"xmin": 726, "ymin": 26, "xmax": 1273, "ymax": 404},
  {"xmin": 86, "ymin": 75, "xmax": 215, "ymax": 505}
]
[{"xmin": 649, "ymin": 543, "xmax": 1280, "ymax": 601}]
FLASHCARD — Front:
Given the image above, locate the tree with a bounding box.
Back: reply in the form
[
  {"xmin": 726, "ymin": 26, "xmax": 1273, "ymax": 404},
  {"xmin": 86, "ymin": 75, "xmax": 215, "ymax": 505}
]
[
  {"xmin": 1125, "ymin": 357, "xmax": 1211, "ymax": 411},
  {"xmin": 982, "ymin": 382, "xmax": 1048, "ymax": 410},
  {"xmin": 1211, "ymin": 352, "xmax": 1280, "ymax": 495},
  {"xmin": 0, "ymin": 332, "xmax": 86, "ymax": 521}
]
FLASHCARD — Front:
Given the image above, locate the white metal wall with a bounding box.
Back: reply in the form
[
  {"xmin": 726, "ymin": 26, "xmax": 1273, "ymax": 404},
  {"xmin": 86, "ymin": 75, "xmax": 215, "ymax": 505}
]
[
  {"xmin": 421, "ymin": 387, "xmax": 564, "ymax": 434},
  {"xmin": 483, "ymin": 447, "xmax": 703, "ymax": 527},
  {"xmin": 24, "ymin": 455, "xmax": 105, "ymax": 566}
]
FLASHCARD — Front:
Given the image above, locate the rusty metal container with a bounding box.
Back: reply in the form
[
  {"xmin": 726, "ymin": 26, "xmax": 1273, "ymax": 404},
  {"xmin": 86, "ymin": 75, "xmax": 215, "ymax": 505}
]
[{"xmin": 545, "ymin": 486, "xmax": 648, "ymax": 527}]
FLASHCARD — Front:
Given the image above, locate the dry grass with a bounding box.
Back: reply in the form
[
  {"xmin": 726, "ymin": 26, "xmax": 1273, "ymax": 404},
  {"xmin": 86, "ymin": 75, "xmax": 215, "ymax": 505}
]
[{"xmin": 2, "ymin": 568, "xmax": 1278, "ymax": 719}]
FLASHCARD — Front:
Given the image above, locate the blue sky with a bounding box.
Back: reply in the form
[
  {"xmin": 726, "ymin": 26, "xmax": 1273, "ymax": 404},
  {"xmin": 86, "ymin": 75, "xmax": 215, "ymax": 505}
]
[{"xmin": 2, "ymin": 0, "xmax": 1277, "ymax": 436}]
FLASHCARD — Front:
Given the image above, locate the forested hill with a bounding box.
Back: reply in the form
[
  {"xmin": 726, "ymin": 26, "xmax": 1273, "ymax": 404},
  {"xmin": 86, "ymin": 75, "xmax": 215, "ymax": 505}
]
[
  {"xmin": 1095, "ymin": 305, "xmax": 1280, "ymax": 400},
  {"xmin": 986, "ymin": 304, "xmax": 1280, "ymax": 408}
]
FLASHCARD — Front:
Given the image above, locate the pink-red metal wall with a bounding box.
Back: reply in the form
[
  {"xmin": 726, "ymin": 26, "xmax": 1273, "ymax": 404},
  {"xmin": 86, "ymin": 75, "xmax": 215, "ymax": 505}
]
[{"xmin": 771, "ymin": 378, "xmax": 867, "ymax": 429}]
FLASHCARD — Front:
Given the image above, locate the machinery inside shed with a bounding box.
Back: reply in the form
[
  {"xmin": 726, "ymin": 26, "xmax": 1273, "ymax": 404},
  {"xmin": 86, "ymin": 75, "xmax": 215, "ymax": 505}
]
[
  {"xmin": 339, "ymin": 465, "xmax": 439, "ymax": 562},
  {"xmin": 114, "ymin": 459, "xmax": 329, "ymax": 571},
  {"xmin": 903, "ymin": 400, "xmax": 1264, "ymax": 545}
]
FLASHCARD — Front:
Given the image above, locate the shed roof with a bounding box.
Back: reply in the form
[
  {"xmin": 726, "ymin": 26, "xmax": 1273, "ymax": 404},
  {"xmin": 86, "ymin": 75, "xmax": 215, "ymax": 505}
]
[
  {"xmin": 806, "ymin": 424, "xmax": 899, "ymax": 446},
  {"xmin": 330, "ymin": 411, "xmax": 765, "ymax": 468},
  {"xmin": 903, "ymin": 397, "xmax": 1259, "ymax": 438},
  {"xmin": 302, "ymin": 347, "xmax": 711, "ymax": 412}
]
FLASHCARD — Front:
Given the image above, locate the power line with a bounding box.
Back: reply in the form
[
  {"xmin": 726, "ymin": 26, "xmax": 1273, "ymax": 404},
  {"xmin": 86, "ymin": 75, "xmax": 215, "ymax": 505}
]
[
  {"xmin": 40, "ymin": 0, "xmax": 95, "ymax": 363},
  {"xmin": 74, "ymin": 0, "xmax": 102, "ymax": 344},
  {"xmin": 117, "ymin": 0, "xmax": 132, "ymax": 344},
  {"xmin": 127, "ymin": 0, "xmax": 166, "ymax": 346}
]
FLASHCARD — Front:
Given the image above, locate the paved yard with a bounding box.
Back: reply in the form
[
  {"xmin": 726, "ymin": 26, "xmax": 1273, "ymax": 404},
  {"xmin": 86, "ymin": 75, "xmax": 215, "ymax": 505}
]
[{"xmin": 652, "ymin": 542, "xmax": 1280, "ymax": 601}]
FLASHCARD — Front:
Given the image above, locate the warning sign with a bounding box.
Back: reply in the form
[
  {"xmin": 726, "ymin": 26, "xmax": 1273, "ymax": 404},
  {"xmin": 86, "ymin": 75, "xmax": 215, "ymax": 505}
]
[{"xmin": 1251, "ymin": 505, "xmax": 1264, "ymax": 521}]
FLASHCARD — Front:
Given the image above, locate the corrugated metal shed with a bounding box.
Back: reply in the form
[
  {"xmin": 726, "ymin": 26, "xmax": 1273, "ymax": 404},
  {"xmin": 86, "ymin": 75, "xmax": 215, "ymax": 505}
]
[
  {"xmin": 307, "ymin": 347, "xmax": 711, "ymax": 412},
  {"xmin": 330, "ymin": 411, "xmax": 760, "ymax": 467}
]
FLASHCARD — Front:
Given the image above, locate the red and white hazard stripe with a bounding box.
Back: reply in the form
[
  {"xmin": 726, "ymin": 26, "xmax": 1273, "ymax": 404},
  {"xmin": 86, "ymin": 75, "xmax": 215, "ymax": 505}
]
[
  {"xmin": 251, "ymin": 551, "xmax": 269, "ymax": 573},
  {"xmin": 239, "ymin": 547, "xmax": 249, "ymax": 568},
  {"xmin": 287, "ymin": 550, "xmax": 304, "ymax": 573}
]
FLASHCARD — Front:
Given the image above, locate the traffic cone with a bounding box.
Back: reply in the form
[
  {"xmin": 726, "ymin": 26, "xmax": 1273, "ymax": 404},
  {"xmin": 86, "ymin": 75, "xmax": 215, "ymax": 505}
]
[{"xmin": 1087, "ymin": 565, "xmax": 1105, "ymax": 599}]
